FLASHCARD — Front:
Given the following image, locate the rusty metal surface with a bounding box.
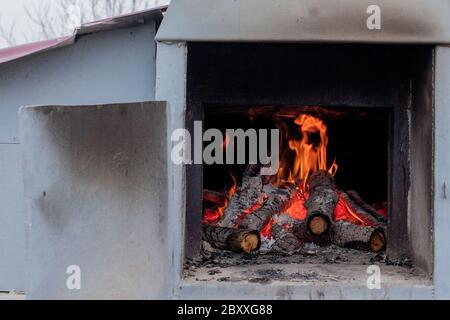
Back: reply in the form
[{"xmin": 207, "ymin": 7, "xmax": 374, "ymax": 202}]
[
  {"xmin": 0, "ymin": 6, "xmax": 165, "ymax": 65},
  {"xmin": 157, "ymin": 0, "xmax": 450, "ymax": 44}
]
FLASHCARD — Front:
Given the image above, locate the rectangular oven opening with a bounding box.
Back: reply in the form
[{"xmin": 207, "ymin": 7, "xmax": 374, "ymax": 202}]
[
  {"xmin": 202, "ymin": 105, "xmax": 389, "ymax": 258},
  {"xmin": 183, "ymin": 43, "xmax": 433, "ymax": 286}
]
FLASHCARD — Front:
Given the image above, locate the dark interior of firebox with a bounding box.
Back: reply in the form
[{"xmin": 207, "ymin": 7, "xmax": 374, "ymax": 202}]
[
  {"xmin": 184, "ymin": 43, "xmax": 434, "ymax": 282},
  {"xmin": 201, "ymin": 105, "xmax": 389, "ymax": 257},
  {"xmin": 203, "ymin": 106, "xmax": 388, "ymax": 205}
]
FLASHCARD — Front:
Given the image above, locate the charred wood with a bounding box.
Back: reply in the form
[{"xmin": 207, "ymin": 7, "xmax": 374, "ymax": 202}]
[
  {"xmin": 345, "ymin": 190, "xmax": 387, "ymax": 224},
  {"xmin": 292, "ymin": 220, "xmax": 332, "ymax": 247},
  {"xmin": 304, "ymin": 170, "xmax": 339, "ymax": 236},
  {"xmin": 219, "ymin": 165, "xmax": 263, "ymax": 228},
  {"xmin": 266, "ymin": 224, "xmax": 300, "ymax": 256},
  {"xmin": 202, "ymin": 224, "xmax": 261, "ymax": 254},
  {"xmin": 332, "ymin": 220, "xmax": 386, "ymax": 252},
  {"xmin": 339, "ymin": 192, "xmax": 385, "ymax": 228},
  {"xmin": 203, "ymin": 189, "xmax": 226, "ymax": 206},
  {"xmin": 240, "ymin": 183, "xmax": 302, "ymax": 231}
]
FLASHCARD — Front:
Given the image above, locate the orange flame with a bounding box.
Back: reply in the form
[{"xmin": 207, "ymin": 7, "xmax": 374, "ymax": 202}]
[
  {"xmin": 223, "ymin": 133, "xmax": 230, "ymax": 150},
  {"xmin": 274, "ymin": 113, "xmax": 337, "ymax": 225},
  {"xmin": 202, "ymin": 110, "xmax": 385, "ymax": 243},
  {"xmin": 202, "ymin": 133, "xmax": 236, "ymax": 225},
  {"xmin": 203, "ymin": 172, "xmax": 237, "ymax": 224},
  {"xmin": 276, "ymin": 113, "xmax": 337, "ymax": 189},
  {"xmin": 284, "ymin": 184, "xmax": 308, "ymax": 220},
  {"xmin": 216, "ymin": 136, "xmax": 237, "ymax": 219},
  {"xmin": 220, "ymin": 173, "xmax": 237, "ymax": 216}
]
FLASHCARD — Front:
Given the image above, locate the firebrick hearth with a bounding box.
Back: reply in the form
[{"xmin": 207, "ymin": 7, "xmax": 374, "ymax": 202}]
[{"xmin": 183, "ymin": 43, "xmax": 434, "ymax": 285}]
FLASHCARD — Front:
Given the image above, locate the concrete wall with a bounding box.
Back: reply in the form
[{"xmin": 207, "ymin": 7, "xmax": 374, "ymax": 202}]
[
  {"xmin": 0, "ymin": 21, "xmax": 157, "ymax": 291},
  {"xmin": 20, "ymin": 102, "xmax": 168, "ymax": 299}
]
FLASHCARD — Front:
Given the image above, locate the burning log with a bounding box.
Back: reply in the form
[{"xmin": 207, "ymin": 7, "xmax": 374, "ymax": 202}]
[
  {"xmin": 332, "ymin": 220, "xmax": 386, "ymax": 252},
  {"xmin": 240, "ymin": 183, "xmax": 302, "ymax": 231},
  {"xmin": 304, "ymin": 170, "xmax": 339, "ymax": 236},
  {"xmin": 266, "ymin": 224, "xmax": 300, "ymax": 256},
  {"xmin": 345, "ymin": 190, "xmax": 388, "ymax": 224},
  {"xmin": 339, "ymin": 192, "xmax": 385, "ymax": 227},
  {"xmin": 219, "ymin": 165, "xmax": 263, "ymax": 228},
  {"xmin": 292, "ymin": 219, "xmax": 332, "ymax": 247},
  {"xmin": 202, "ymin": 224, "xmax": 261, "ymax": 254}
]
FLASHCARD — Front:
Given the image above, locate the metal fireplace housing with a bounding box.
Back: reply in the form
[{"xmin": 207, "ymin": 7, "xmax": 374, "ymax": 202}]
[{"xmin": 154, "ymin": 0, "xmax": 450, "ymax": 299}]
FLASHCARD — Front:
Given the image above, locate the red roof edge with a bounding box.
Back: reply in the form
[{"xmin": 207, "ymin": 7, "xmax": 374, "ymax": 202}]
[{"xmin": 0, "ymin": 5, "xmax": 166, "ymax": 65}]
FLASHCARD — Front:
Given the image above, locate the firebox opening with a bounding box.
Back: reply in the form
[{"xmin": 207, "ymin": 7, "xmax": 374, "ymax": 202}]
[
  {"xmin": 202, "ymin": 105, "xmax": 389, "ymax": 257},
  {"xmin": 184, "ymin": 44, "xmax": 434, "ymax": 286}
]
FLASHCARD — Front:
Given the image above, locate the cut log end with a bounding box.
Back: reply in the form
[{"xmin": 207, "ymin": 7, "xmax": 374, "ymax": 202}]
[
  {"xmin": 240, "ymin": 233, "xmax": 260, "ymax": 254},
  {"xmin": 227, "ymin": 229, "xmax": 261, "ymax": 254},
  {"xmin": 304, "ymin": 170, "xmax": 338, "ymax": 237},
  {"xmin": 370, "ymin": 229, "xmax": 387, "ymax": 253},
  {"xmin": 307, "ymin": 214, "xmax": 330, "ymax": 236},
  {"xmin": 203, "ymin": 224, "xmax": 261, "ymax": 254},
  {"xmin": 332, "ymin": 221, "xmax": 387, "ymax": 253}
]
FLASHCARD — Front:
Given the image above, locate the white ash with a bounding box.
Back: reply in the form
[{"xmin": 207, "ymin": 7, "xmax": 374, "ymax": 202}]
[
  {"xmin": 273, "ymin": 213, "xmax": 296, "ymax": 226},
  {"xmin": 259, "ymin": 235, "xmax": 276, "ymax": 254}
]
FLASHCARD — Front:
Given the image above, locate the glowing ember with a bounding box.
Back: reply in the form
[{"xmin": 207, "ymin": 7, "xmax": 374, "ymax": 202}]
[
  {"xmin": 203, "ymin": 207, "xmax": 222, "ymax": 225},
  {"xmin": 204, "ymin": 113, "xmax": 345, "ymax": 227},
  {"xmin": 334, "ymin": 194, "xmax": 367, "ymax": 226},
  {"xmin": 283, "ymin": 185, "xmax": 308, "ymax": 220},
  {"xmin": 260, "ymin": 217, "xmax": 274, "ymax": 238},
  {"xmin": 377, "ymin": 208, "xmax": 388, "ymax": 218},
  {"xmin": 203, "ymin": 172, "xmax": 237, "ymax": 225},
  {"xmin": 233, "ymin": 193, "xmax": 267, "ymax": 227}
]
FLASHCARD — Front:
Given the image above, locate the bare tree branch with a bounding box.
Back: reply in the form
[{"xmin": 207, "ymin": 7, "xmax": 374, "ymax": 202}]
[
  {"xmin": 0, "ymin": 0, "xmax": 166, "ymax": 48},
  {"xmin": 0, "ymin": 15, "xmax": 17, "ymax": 46}
]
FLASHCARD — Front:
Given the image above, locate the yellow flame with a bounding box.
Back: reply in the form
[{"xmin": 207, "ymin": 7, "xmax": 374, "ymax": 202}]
[{"xmin": 276, "ymin": 113, "xmax": 337, "ymax": 189}]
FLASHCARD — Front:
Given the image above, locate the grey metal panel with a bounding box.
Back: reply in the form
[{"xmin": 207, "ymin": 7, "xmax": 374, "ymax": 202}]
[
  {"xmin": 77, "ymin": 5, "xmax": 164, "ymax": 36},
  {"xmin": 157, "ymin": 0, "xmax": 450, "ymax": 44},
  {"xmin": 409, "ymin": 50, "xmax": 434, "ymax": 276},
  {"xmin": 20, "ymin": 102, "xmax": 169, "ymax": 299},
  {"xmin": 0, "ymin": 21, "xmax": 158, "ymax": 292},
  {"xmin": 0, "ymin": 22, "xmax": 157, "ymax": 143},
  {"xmin": 155, "ymin": 42, "xmax": 187, "ymax": 295},
  {"xmin": 434, "ymin": 46, "xmax": 450, "ymax": 299},
  {"xmin": 0, "ymin": 144, "xmax": 25, "ymax": 291}
]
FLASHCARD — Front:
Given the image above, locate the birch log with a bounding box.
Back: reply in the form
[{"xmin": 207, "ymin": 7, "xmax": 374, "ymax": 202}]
[
  {"xmin": 304, "ymin": 170, "xmax": 339, "ymax": 236},
  {"xmin": 202, "ymin": 224, "xmax": 261, "ymax": 254}
]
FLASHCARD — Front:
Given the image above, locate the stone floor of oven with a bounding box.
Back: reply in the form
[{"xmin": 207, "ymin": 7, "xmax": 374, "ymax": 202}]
[{"xmin": 183, "ymin": 245, "xmax": 430, "ymax": 285}]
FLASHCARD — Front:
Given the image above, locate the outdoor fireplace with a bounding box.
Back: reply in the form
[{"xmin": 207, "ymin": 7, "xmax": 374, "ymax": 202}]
[
  {"xmin": 13, "ymin": 0, "xmax": 450, "ymax": 300},
  {"xmin": 182, "ymin": 43, "xmax": 434, "ymax": 287},
  {"xmin": 149, "ymin": 0, "xmax": 450, "ymax": 300}
]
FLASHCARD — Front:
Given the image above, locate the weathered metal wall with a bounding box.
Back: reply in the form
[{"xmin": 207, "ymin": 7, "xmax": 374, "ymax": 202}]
[
  {"xmin": 155, "ymin": 41, "xmax": 188, "ymax": 296},
  {"xmin": 157, "ymin": 0, "xmax": 450, "ymax": 44},
  {"xmin": 409, "ymin": 49, "xmax": 434, "ymax": 275},
  {"xmin": 0, "ymin": 144, "xmax": 24, "ymax": 290},
  {"xmin": 434, "ymin": 46, "xmax": 450, "ymax": 299},
  {"xmin": 20, "ymin": 102, "xmax": 168, "ymax": 299},
  {"xmin": 0, "ymin": 22, "xmax": 157, "ymax": 291}
]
